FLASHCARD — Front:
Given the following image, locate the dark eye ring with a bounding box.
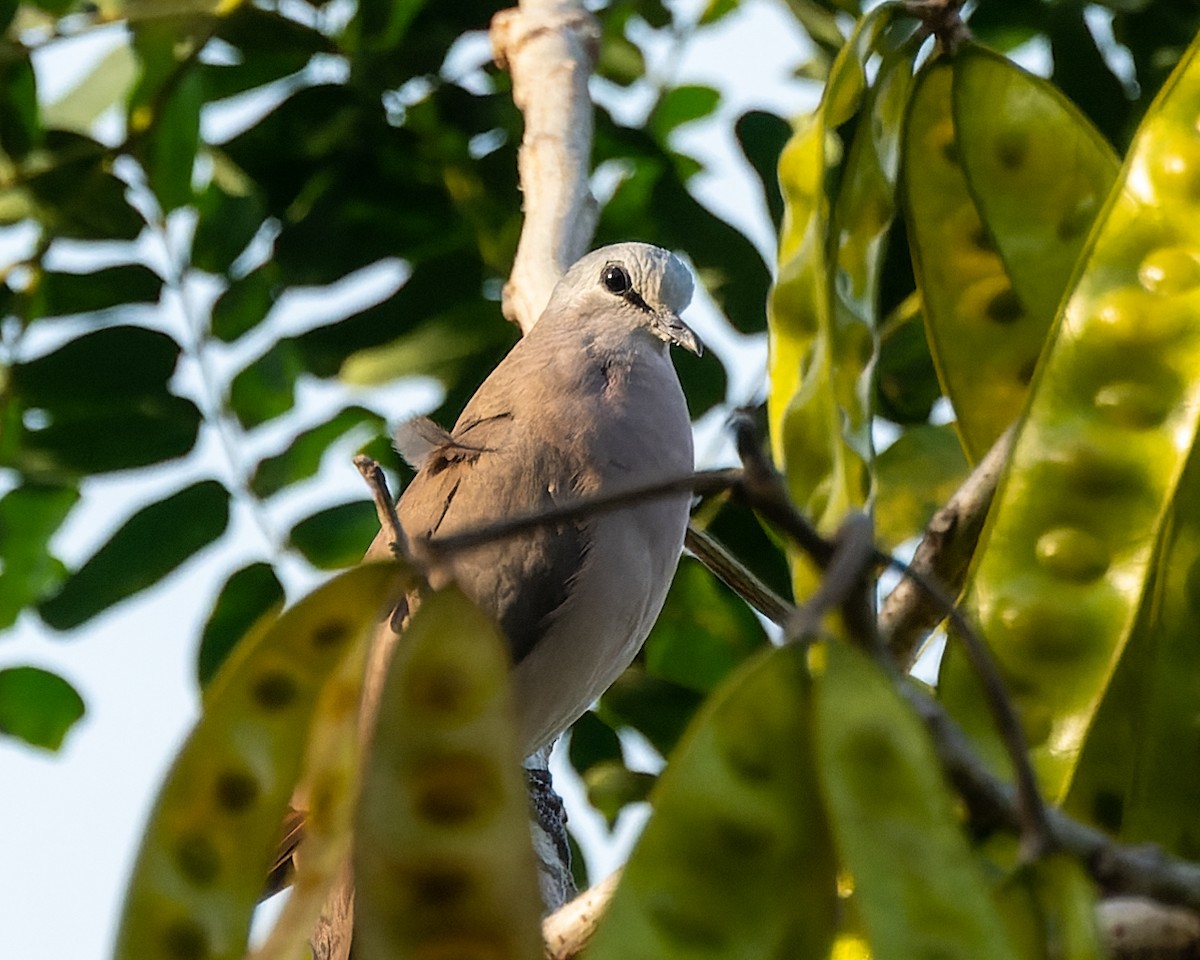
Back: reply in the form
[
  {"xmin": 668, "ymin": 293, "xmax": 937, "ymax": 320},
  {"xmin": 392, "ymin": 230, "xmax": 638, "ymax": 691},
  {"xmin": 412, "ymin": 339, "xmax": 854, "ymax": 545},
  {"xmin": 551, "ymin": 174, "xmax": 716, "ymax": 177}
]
[{"xmin": 601, "ymin": 264, "xmax": 632, "ymax": 295}]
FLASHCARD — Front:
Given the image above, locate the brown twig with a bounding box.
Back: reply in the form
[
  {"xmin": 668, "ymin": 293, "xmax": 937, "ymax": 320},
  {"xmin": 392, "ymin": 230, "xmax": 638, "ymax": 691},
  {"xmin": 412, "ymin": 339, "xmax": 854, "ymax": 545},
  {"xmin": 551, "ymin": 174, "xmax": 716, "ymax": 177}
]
[
  {"xmin": 684, "ymin": 525, "xmax": 791, "ymax": 627},
  {"xmin": 353, "ymin": 455, "xmax": 411, "ymax": 562},
  {"xmin": 420, "ymin": 469, "xmax": 741, "ymax": 557},
  {"xmin": 878, "ymin": 424, "xmax": 1015, "ymax": 668},
  {"xmin": 787, "ymin": 512, "xmax": 880, "ymax": 648}
]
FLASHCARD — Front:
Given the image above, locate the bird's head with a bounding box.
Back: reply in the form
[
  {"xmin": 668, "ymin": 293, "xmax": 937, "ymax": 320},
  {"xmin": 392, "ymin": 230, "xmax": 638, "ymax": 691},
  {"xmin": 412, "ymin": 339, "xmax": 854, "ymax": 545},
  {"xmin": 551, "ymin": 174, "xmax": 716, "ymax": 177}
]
[{"xmin": 547, "ymin": 242, "xmax": 703, "ymax": 356}]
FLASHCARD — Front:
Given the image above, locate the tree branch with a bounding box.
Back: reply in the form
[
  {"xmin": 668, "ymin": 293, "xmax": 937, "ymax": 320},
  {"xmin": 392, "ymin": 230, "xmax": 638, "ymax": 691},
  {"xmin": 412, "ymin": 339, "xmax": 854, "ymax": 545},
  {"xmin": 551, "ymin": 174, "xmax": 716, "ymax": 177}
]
[
  {"xmin": 878, "ymin": 423, "xmax": 1014, "ymax": 668},
  {"xmin": 684, "ymin": 525, "xmax": 791, "ymax": 627},
  {"xmin": 490, "ymin": 0, "xmax": 601, "ymax": 333}
]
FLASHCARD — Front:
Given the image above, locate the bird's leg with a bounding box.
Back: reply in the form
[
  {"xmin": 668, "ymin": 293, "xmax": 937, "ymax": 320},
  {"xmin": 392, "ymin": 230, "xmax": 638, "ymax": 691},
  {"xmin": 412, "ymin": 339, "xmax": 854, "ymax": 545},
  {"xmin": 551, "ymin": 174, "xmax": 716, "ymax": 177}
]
[{"xmin": 525, "ymin": 747, "xmax": 576, "ymax": 913}]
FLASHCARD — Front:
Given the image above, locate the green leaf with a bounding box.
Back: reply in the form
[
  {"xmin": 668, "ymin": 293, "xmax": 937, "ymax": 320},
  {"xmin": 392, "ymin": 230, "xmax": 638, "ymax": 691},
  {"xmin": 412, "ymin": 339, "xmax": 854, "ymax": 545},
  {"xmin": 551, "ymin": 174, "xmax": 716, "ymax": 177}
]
[
  {"xmin": 14, "ymin": 396, "xmax": 202, "ymax": 477},
  {"xmin": 34, "ymin": 264, "xmax": 163, "ymax": 318},
  {"xmin": 814, "ymin": 640, "xmax": 1019, "ymax": 959},
  {"xmin": 698, "ymin": 0, "xmax": 737, "ymax": 26},
  {"xmin": 288, "ymin": 500, "xmax": 378, "ymax": 570},
  {"xmin": 40, "ymin": 480, "xmax": 230, "ymax": 631},
  {"xmin": 0, "ymin": 483, "xmax": 79, "ymax": 630},
  {"xmin": 875, "ymin": 423, "xmax": 970, "ymax": 550},
  {"xmin": 192, "ymin": 181, "xmax": 265, "ymax": 276},
  {"xmin": 228, "ymin": 339, "xmax": 305, "ymax": 428},
  {"xmin": 210, "ymin": 263, "xmax": 277, "ymax": 342},
  {"xmin": 115, "ymin": 563, "xmax": 408, "ymax": 960},
  {"xmin": 587, "ymin": 645, "xmax": 837, "ymax": 960},
  {"xmin": 567, "ymin": 709, "xmax": 624, "ymax": 776},
  {"xmin": 939, "ymin": 30, "xmax": 1200, "ymax": 799},
  {"xmin": 954, "ymin": 42, "xmax": 1121, "ymax": 367},
  {"xmin": 643, "ymin": 557, "xmax": 768, "ymax": 694},
  {"xmin": 250, "ymin": 406, "xmax": 383, "ymax": 499},
  {"xmin": 0, "ymin": 666, "xmax": 85, "ymax": 751},
  {"xmin": 197, "ymin": 563, "xmax": 285, "ymax": 689},
  {"xmin": 994, "ymin": 854, "xmax": 1102, "ymax": 960},
  {"xmin": 203, "ymin": 6, "xmax": 334, "ymax": 102},
  {"xmin": 904, "ymin": 46, "xmax": 1119, "ymax": 461},
  {"xmin": 9, "ymin": 325, "xmax": 179, "ymax": 405},
  {"xmin": 735, "ymin": 110, "xmax": 792, "ymax": 232},
  {"xmin": 355, "ymin": 584, "xmax": 542, "ymax": 960},
  {"xmin": 599, "ymin": 665, "xmax": 704, "ymax": 759},
  {"xmin": 1065, "ymin": 427, "xmax": 1200, "ymax": 857},
  {"xmin": 43, "ymin": 42, "xmax": 137, "ymax": 135},
  {"xmin": 875, "ymin": 293, "xmax": 940, "ymax": 424},
  {"xmin": 583, "ymin": 761, "xmax": 656, "ymax": 827},
  {"xmin": 648, "ymin": 85, "xmax": 721, "ymax": 139},
  {"xmin": 0, "ymin": 49, "xmax": 41, "ymax": 162},
  {"xmin": 141, "ymin": 68, "xmax": 203, "ymax": 212},
  {"xmin": 26, "ymin": 131, "xmax": 144, "ymax": 240}
]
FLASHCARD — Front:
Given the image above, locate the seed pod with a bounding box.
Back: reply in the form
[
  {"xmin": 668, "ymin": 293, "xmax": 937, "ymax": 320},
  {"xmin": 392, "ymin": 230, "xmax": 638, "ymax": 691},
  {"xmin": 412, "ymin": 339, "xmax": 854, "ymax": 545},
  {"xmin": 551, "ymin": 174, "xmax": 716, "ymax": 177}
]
[
  {"xmin": 903, "ymin": 47, "xmax": 1118, "ymax": 460},
  {"xmin": 353, "ymin": 585, "xmax": 541, "ymax": 960},
  {"xmin": 813, "ymin": 640, "xmax": 1019, "ymax": 960},
  {"xmin": 1065, "ymin": 435, "xmax": 1200, "ymax": 854},
  {"xmin": 587, "ymin": 644, "xmax": 837, "ymax": 960},
  {"xmin": 115, "ymin": 563, "xmax": 408, "ymax": 960},
  {"xmin": 939, "ymin": 32, "xmax": 1200, "ymax": 800}
]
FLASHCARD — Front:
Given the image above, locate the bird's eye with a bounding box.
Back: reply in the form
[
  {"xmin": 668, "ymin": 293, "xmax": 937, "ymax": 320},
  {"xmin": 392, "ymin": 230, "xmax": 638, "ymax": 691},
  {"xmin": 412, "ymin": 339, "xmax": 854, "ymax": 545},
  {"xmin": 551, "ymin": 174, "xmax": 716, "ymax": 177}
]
[{"xmin": 601, "ymin": 264, "xmax": 632, "ymax": 295}]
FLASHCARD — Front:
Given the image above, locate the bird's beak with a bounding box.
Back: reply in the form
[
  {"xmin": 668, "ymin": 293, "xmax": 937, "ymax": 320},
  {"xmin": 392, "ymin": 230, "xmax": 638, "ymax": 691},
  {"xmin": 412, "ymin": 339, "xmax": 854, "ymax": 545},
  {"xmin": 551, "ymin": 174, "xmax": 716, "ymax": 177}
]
[{"xmin": 655, "ymin": 311, "xmax": 704, "ymax": 356}]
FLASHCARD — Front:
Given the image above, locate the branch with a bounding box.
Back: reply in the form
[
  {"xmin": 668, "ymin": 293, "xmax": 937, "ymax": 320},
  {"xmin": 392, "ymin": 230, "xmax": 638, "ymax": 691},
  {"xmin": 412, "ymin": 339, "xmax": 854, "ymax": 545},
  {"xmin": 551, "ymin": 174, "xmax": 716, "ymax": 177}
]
[
  {"xmin": 419, "ymin": 469, "xmax": 741, "ymax": 558},
  {"xmin": 490, "ymin": 0, "xmax": 601, "ymax": 333},
  {"xmin": 684, "ymin": 525, "xmax": 791, "ymax": 627},
  {"xmin": 878, "ymin": 423, "xmax": 1014, "ymax": 668}
]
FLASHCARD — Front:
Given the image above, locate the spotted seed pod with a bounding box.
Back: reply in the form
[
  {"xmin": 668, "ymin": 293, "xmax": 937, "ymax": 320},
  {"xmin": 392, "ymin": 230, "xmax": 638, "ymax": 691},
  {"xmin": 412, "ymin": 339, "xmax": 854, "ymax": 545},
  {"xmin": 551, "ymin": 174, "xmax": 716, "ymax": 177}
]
[
  {"xmin": 939, "ymin": 31, "xmax": 1200, "ymax": 801},
  {"xmin": 115, "ymin": 563, "xmax": 407, "ymax": 960},
  {"xmin": 904, "ymin": 46, "xmax": 1119, "ymax": 461},
  {"xmin": 587, "ymin": 644, "xmax": 838, "ymax": 960},
  {"xmin": 353, "ymin": 585, "xmax": 541, "ymax": 960}
]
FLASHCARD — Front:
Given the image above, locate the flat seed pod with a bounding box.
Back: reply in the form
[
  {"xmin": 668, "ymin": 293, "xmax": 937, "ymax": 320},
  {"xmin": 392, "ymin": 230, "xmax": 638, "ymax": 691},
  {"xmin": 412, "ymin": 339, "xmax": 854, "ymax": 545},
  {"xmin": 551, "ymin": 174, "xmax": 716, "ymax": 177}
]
[
  {"xmin": 939, "ymin": 31, "xmax": 1200, "ymax": 799},
  {"xmin": 813, "ymin": 640, "xmax": 1019, "ymax": 960},
  {"xmin": 587, "ymin": 644, "xmax": 837, "ymax": 960},
  {"xmin": 115, "ymin": 562, "xmax": 408, "ymax": 960},
  {"xmin": 903, "ymin": 47, "xmax": 1117, "ymax": 461},
  {"xmin": 1065, "ymin": 434, "xmax": 1200, "ymax": 856},
  {"xmin": 953, "ymin": 46, "xmax": 1119, "ymax": 343},
  {"xmin": 353, "ymin": 585, "xmax": 541, "ymax": 960}
]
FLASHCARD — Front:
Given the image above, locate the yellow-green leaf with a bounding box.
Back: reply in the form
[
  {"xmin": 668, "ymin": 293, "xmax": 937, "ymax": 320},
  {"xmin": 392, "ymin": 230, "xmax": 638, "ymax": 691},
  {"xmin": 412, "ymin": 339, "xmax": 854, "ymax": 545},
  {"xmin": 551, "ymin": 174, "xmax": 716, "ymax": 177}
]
[
  {"xmin": 769, "ymin": 3, "xmax": 906, "ymax": 598},
  {"xmin": 114, "ymin": 563, "xmax": 407, "ymax": 960},
  {"xmin": 588, "ymin": 644, "xmax": 837, "ymax": 960},
  {"xmin": 994, "ymin": 854, "xmax": 1102, "ymax": 960},
  {"xmin": 1065, "ymin": 428, "xmax": 1200, "ymax": 856}
]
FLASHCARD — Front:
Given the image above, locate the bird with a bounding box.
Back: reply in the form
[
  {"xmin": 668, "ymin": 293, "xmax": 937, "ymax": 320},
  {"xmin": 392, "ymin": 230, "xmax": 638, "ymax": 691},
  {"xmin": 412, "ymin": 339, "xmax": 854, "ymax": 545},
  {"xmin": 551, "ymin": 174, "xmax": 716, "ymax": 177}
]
[
  {"xmin": 380, "ymin": 241, "xmax": 700, "ymax": 754},
  {"xmin": 270, "ymin": 241, "xmax": 700, "ymax": 900}
]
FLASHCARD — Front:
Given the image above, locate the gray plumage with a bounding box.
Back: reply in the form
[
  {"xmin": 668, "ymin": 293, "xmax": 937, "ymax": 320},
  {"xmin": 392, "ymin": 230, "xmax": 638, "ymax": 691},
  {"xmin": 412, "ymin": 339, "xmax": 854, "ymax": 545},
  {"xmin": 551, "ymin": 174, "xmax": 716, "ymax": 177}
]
[{"xmin": 373, "ymin": 241, "xmax": 699, "ymax": 755}]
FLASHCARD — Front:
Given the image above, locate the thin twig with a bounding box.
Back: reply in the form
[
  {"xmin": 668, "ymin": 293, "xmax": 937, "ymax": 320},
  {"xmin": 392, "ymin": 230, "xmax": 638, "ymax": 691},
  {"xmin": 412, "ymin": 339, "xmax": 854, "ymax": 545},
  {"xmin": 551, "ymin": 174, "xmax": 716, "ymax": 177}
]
[
  {"xmin": 353, "ymin": 455, "xmax": 409, "ymax": 562},
  {"xmin": 879, "ymin": 424, "xmax": 1015, "ymax": 668},
  {"xmin": 730, "ymin": 414, "xmax": 835, "ymax": 568},
  {"xmin": 684, "ymin": 526, "xmax": 791, "ymax": 627},
  {"xmin": 788, "ymin": 512, "xmax": 879, "ymax": 645},
  {"xmin": 421, "ymin": 469, "xmax": 741, "ymax": 557}
]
